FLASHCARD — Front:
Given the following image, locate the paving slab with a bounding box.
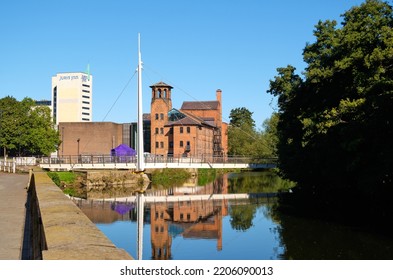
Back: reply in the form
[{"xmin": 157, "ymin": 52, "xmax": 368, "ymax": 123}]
[{"xmin": 0, "ymin": 172, "xmax": 29, "ymax": 260}]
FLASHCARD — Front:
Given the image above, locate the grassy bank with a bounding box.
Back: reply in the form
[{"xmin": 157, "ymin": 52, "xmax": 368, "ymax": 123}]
[{"xmin": 47, "ymin": 171, "xmax": 84, "ymax": 197}]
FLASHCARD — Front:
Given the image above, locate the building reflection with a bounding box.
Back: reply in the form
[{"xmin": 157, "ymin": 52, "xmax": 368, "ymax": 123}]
[
  {"xmin": 76, "ymin": 174, "xmax": 230, "ymax": 260},
  {"xmin": 149, "ymin": 173, "xmax": 229, "ymax": 260}
]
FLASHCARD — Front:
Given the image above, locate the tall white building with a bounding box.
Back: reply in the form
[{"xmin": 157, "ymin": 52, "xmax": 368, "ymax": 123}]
[{"xmin": 51, "ymin": 72, "xmax": 93, "ymax": 125}]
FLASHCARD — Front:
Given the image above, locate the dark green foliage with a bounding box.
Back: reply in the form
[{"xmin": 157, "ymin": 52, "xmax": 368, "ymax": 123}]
[
  {"xmin": 0, "ymin": 96, "xmax": 60, "ymax": 156},
  {"xmin": 227, "ymin": 107, "xmax": 278, "ymax": 157},
  {"xmin": 267, "ymin": 0, "xmax": 393, "ymax": 219}
]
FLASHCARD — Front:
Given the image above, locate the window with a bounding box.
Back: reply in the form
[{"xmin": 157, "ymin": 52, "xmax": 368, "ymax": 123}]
[
  {"xmin": 82, "ymin": 112, "xmax": 90, "ymax": 115},
  {"xmin": 82, "ymin": 90, "xmax": 90, "ymax": 93},
  {"xmin": 82, "ymin": 84, "xmax": 90, "ymax": 88},
  {"xmin": 169, "ymin": 141, "xmax": 173, "ymax": 148},
  {"xmin": 187, "ymin": 214, "xmax": 191, "ymax": 221},
  {"xmin": 160, "ymin": 128, "xmax": 164, "ymax": 134},
  {"xmin": 180, "ymin": 127, "xmax": 183, "ymax": 133},
  {"xmin": 155, "ymin": 128, "xmax": 159, "ymax": 134},
  {"xmin": 180, "ymin": 213, "xmax": 184, "ymax": 220},
  {"xmin": 82, "ymin": 101, "xmax": 90, "ymax": 104},
  {"xmin": 155, "ymin": 114, "xmax": 159, "ymax": 120},
  {"xmin": 160, "ymin": 113, "xmax": 164, "ymax": 120},
  {"xmin": 156, "ymin": 142, "xmax": 159, "ymax": 148},
  {"xmin": 82, "ymin": 95, "xmax": 90, "ymax": 99},
  {"xmin": 160, "ymin": 142, "xmax": 164, "ymax": 148},
  {"xmin": 180, "ymin": 141, "xmax": 184, "ymax": 147},
  {"xmin": 82, "ymin": 107, "xmax": 90, "ymax": 110},
  {"xmin": 169, "ymin": 127, "xmax": 173, "ymax": 134},
  {"xmin": 187, "ymin": 127, "xmax": 190, "ymax": 133}
]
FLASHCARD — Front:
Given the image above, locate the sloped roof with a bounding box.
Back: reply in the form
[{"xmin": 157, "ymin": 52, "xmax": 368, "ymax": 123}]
[
  {"xmin": 150, "ymin": 81, "xmax": 173, "ymax": 89},
  {"xmin": 181, "ymin": 101, "xmax": 219, "ymax": 110},
  {"xmin": 165, "ymin": 109, "xmax": 216, "ymax": 128}
]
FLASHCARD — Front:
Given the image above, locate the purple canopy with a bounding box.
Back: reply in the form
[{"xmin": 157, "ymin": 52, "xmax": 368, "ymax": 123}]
[
  {"xmin": 111, "ymin": 203, "xmax": 134, "ymax": 215},
  {"xmin": 111, "ymin": 144, "xmax": 136, "ymax": 157}
]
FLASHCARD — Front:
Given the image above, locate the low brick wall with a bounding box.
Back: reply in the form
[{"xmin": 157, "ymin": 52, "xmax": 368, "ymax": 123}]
[{"xmin": 28, "ymin": 170, "xmax": 133, "ymax": 260}]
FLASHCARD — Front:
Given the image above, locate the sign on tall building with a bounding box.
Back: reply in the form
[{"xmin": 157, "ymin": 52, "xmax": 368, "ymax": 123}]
[{"xmin": 51, "ymin": 72, "xmax": 93, "ymax": 125}]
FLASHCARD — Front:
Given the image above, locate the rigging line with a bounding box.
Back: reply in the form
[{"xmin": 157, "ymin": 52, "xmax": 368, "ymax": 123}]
[
  {"xmin": 144, "ymin": 64, "xmax": 215, "ymax": 111},
  {"xmin": 102, "ymin": 70, "xmax": 137, "ymax": 121},
  {"xmin": 79, "ymin": 69, "xmax": 137, "ymax": 153}
]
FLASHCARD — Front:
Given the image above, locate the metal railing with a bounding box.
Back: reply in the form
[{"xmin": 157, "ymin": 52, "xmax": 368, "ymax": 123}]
[{"xmin": 38, "ymin": 154, "xmax": 277, "ymax": 168}]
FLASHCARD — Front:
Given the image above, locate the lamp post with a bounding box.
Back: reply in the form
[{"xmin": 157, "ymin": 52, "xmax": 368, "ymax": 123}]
[
  {"xmin": 61, "ymin": 127, "xmax": 64, "ymax": 158},
  {"xmin": 77, "ymin": 138, "xmax": 80, "ymax": 163}
]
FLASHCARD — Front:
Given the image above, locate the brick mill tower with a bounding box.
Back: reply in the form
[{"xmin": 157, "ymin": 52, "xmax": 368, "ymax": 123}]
[{"xmin": 150, "ymin": 82, "xmax": 173, "ymax": 155}]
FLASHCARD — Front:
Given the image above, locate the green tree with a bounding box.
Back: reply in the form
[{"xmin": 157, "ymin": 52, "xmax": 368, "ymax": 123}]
[
  {"xmin": 261, "ymin": 112, "xmax": 279, "ymax": 157},
  {"xmin": 228, "ymin": 107, "xmax": 255, "ymax": 129},
  {"xmin": 227, "ymin": 107, "xmax": 279, "ymax": 157},
  {"xmin": 0, "ymin": 96, "xmax": 60, "ymax": 156},
  {"xmin": 267, "ymin": 0, "xmax": 393, "ymax": 216},
  {"xmin": 227, "ymin": 107, "xmax": 258, "ymax": 156}
]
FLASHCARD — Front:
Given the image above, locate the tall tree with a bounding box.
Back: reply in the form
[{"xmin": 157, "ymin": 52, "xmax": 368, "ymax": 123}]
[
  {"xmin": 227, "ymin": 107, "xmax": 258, "ymax": 156},
  {"xmin": 0, "ymin": 96, "xmax": 60, "ymax": 156},
  {"xmin": 267, "ymin": 0, "xmax": 393, "ymax": 215}
]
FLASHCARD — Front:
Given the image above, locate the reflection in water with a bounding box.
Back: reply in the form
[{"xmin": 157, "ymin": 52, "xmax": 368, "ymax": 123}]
[
  {"xmin": 75, "ymin": 171, "xmax": 393, "ymax": 260},
  {"xmin": 136, "ymin": 192, "xmax": 144, "ymax": 260}
]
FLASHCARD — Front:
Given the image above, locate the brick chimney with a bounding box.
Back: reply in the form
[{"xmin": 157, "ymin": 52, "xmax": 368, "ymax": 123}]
[
  {"xmin": 216, "ymin": 89, "xmax": 222, "ymax": 104},
  {"xmin": 216, "ymin": 89, "xmax": 222, "ymax": 127}
]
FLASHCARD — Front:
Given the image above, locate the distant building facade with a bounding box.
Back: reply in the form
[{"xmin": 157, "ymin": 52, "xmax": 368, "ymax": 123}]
[
  {"xmin": 51, "ymin": 72, "xmax": 93, "ymax": 125},
  {"xmin": 150, "ymin": 82, "xmax": 227, "ymax": 159}
]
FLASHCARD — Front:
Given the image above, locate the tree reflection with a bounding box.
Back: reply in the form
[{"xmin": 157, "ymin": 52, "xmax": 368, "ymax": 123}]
[{"xmin": 229, "ymin": 204, "xmax": 257, "ymax": 231}]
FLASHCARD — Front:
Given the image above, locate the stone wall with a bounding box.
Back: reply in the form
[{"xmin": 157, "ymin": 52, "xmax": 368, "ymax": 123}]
[
  {"xmin": 27, "ymin": 170, "xmax": 133, "ymax": 260},
  {"xmin": 85, "ymin": 170, "xmax": 150, "ymax": 199}
]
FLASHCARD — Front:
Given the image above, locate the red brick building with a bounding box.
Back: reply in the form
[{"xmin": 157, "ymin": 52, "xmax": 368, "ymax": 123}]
[
  {"xmin": 150, "ymin": 82, "xmax": 227, "ymax": 159},
  {"xmin": 57, "ymin": 82, "xmax": 227, "ymax": 159}
]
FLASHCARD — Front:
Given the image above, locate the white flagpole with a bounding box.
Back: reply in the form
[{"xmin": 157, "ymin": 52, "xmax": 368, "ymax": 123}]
[{"xmin": 136, "ymin": 33, "xmax": 145, "ymax": 172}]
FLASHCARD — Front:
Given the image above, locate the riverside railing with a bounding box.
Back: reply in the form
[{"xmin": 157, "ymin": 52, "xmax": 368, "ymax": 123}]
[{"xmin": 38, "ymin": 154, "xmax": 277, "ymax": 167}]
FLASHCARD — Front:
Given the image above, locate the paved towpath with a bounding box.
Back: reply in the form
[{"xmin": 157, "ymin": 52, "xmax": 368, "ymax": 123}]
[{"xmin": 0, "ymin": 172, "xmax": 29, "ymax": 260}]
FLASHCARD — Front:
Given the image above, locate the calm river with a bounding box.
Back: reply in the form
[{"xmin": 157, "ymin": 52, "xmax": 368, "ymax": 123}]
[{"xmin": 76, "ymin": 171, "xmax": 393, "ymax": 260}]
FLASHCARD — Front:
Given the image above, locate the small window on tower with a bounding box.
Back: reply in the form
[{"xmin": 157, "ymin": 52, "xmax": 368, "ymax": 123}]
[
  {"xmin": 155, "ymin": 114, "xmax": 159, "ymax": 120},
  {"xmin": 160, "ymin": 113, "xmax": 164, "ymax": 120},
  {"xmin": 180, "ymin": 127, "xmax": 183, "ymax": 133},
  {"xmin": 187, "ymin": 127, "xmax": 190, "ymax": 133}
]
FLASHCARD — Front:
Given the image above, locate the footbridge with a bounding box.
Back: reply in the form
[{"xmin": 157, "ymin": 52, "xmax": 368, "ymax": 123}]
[{"xmin": 39, "ymin": 155, "xmax": 277, "ymax": 171}]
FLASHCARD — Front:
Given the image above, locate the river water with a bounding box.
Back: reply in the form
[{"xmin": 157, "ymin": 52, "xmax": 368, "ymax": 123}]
[{"xmin": 76, "ymin": 171, "xmax": 393, "ymax": 260}]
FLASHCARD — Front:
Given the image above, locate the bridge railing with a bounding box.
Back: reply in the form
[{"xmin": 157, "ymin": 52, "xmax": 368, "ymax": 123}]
[{"xmin": 38, "ymin": 154, "xmax": 278, "ymax": 167}]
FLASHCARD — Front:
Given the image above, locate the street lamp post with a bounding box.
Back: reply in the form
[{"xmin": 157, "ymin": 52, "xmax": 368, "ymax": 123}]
[
  {"xmin": 61, "ymin": 127, "xmax": 64, "ymax": 158},
  {"xmin": 77, "ymin": 138, "xmax": 80, "ymax": 163}
]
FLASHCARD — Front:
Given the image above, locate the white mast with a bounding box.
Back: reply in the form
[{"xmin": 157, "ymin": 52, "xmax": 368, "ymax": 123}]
[
  {"xmin": 136, "ymin": 33, "xmax": 145, "ymax": 261},
  {"xmin": 136, "ymin": 33, "xmax": 145, "ymax": 172}
]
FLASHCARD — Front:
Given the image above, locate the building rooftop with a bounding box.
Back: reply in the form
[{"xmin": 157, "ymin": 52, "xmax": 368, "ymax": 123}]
[
  {"xmin": 150, "ymin": 81, "xmax": 173, "ymax": 89},
  {"xmin": 181, "ymin": 101, "xmax": 220, "ymax": 110}
]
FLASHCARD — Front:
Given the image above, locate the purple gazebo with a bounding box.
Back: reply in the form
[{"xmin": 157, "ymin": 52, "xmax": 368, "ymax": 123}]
[{"xmin": 111, "ymin": 144, "xmax": 136, "ymax": 158}]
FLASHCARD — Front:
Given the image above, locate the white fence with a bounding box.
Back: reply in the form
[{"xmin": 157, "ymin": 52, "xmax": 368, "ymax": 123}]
[{"xmin": 0, "ymin": 157, "xmax": 37, "ymax": 173}]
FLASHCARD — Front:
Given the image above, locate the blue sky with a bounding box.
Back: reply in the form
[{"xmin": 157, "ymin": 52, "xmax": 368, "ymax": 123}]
[{"xmin": 0, "ymin": 0, "xmax": 366, "ymax": 128}]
